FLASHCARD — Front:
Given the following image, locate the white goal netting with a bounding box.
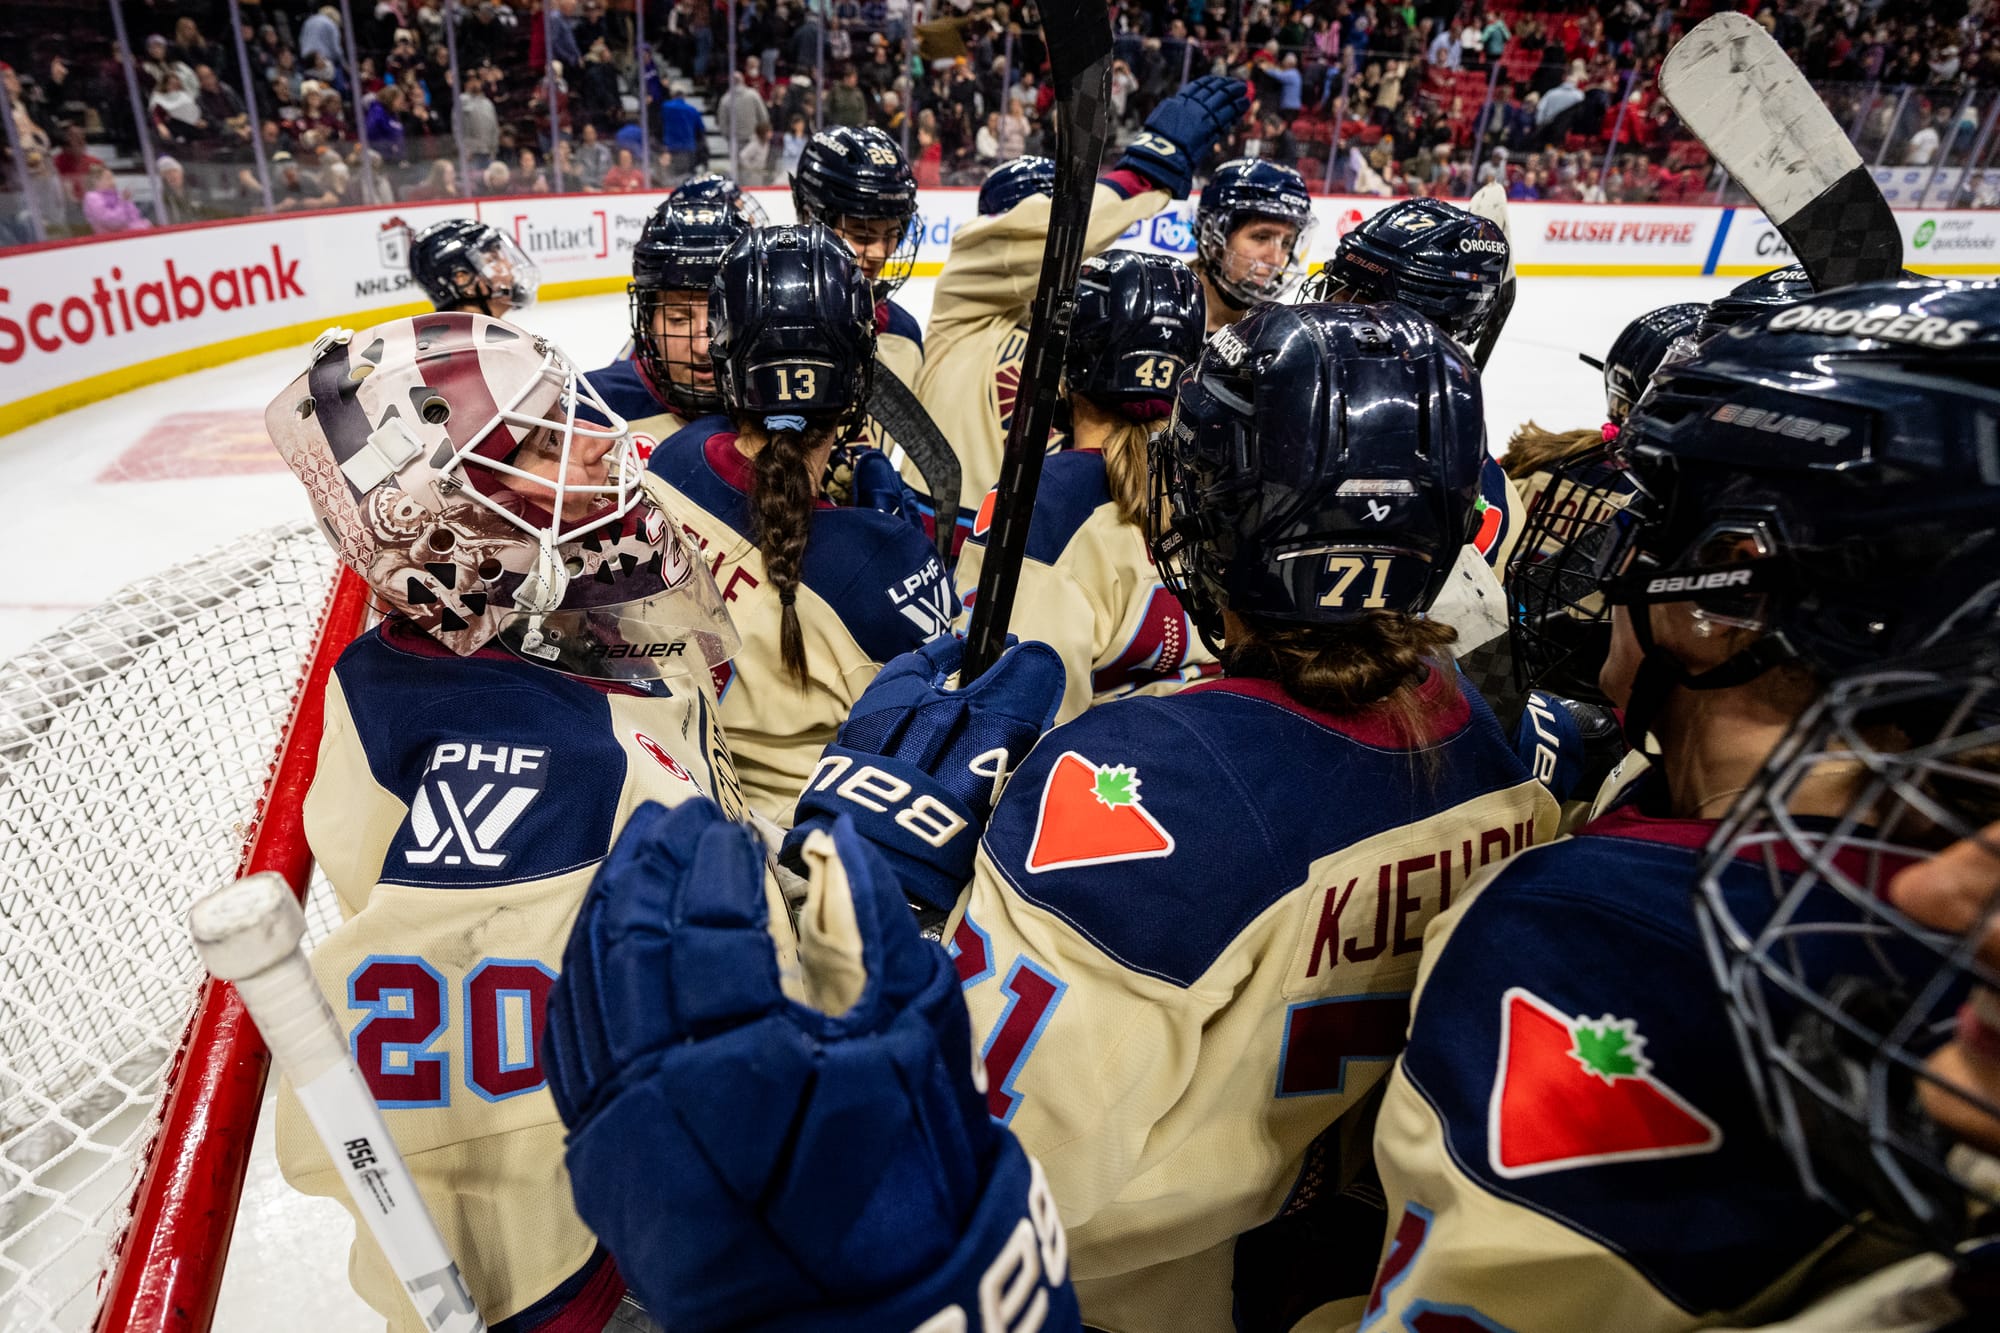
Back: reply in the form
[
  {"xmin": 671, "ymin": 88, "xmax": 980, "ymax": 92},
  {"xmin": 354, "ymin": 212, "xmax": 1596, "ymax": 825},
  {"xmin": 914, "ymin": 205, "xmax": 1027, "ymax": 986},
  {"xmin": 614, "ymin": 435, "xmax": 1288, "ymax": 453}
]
[{"xmin": 0, "ymin": 524, "xmax": 350, "ymax": 1333}]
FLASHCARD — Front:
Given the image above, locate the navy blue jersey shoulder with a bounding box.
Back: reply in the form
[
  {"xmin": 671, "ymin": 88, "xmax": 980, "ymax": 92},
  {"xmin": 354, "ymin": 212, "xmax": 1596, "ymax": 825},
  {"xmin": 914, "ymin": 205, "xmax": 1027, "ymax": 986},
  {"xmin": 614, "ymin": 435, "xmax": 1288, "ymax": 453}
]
[
  {"xmin": 649, "ymin": 422, "xmax": 952, "ymax": 662},
  {"xmin": 580, "ymin": 358, "xmax": 669, "ymax": 426},
  {"xmin": 880, "ymin": 299, "xmax": 923, "ymax": 352},
  {"xmin": 981, "ymin": 678, "xmax": 1529, "ymax": 987},
  {"xmin": 331, "ymin": 625, "xmax": 628, "ymax": 888},
  {"xmin": 1396, "ymin": 816, "xmax": 1916, "ymax": 1316},
  {"xmin": 965, "ymin": 449, "xmax": 1111, "ymax": 567}
]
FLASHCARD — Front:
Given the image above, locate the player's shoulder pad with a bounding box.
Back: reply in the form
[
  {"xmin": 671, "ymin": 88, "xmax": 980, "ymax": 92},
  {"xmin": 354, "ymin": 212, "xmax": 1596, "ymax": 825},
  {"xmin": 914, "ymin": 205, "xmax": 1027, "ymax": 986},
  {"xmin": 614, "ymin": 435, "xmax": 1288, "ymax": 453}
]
[
  {"xmin": 965, "ymin": 450, "xmax": 1112, "ymax": 565},
  {"xmin": 331, "ymin": 623, "xmax": 629, "ymax": 888},
  {"xmin": 581, "ymin": 358, "xmax": 666, "ymax": 426},
  {"xmin": 979, "ymin": 674, "xmax": 1530, "ymax": 988},
  {"xmin": 1394, "ymin": 813, "xmax": 1860, "ymax": 1316},
  {"xmin": 1472, "ymin": 454, "xmax": 1517, "ymax": 565},
  {"xmin": 802, "ymin": 509, "xmax": 956, "ymax": 660},
  {"xmin": 879, "ymin": 298, "xmax": 924, "ymax": 351}
]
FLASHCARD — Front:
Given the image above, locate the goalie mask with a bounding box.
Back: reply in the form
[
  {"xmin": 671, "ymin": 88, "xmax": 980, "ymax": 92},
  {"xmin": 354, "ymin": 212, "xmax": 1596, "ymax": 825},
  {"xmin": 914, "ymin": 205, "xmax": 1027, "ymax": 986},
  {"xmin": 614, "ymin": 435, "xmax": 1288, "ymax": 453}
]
[{"xmin": 267, "ymin": 313, "xmax": 738, "ymax": 681}]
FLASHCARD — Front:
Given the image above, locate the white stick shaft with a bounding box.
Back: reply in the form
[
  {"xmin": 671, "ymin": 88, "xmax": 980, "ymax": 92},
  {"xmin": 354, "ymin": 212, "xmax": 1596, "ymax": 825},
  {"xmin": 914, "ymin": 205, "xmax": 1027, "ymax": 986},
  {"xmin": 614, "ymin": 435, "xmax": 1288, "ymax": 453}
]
[{"xmin": 192, "ymin": 874, "xmax": 488, "ymax": 1333}]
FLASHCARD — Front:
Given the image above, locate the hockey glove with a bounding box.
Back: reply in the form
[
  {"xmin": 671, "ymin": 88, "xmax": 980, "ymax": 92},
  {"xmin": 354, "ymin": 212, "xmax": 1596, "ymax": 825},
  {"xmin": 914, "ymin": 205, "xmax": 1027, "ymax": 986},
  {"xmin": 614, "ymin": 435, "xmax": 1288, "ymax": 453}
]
[
  {"xmin": 849, "ymin": 445, "xmax": 930, "ymax": 540},
  {"xmin": 785, "ymin": 635, "xmax": 1064, "ymax": 913},
  {"xmin": 545, "ymin": 800, "xmax": 1080, "ymax": 1333},
  {"xmin": 1116, "ymin": 74, "xmax": 1252, "ymax": 198},
  {"xmin": 1513, "ymin": 689, "xmax": 1626, "ymax": 804}
]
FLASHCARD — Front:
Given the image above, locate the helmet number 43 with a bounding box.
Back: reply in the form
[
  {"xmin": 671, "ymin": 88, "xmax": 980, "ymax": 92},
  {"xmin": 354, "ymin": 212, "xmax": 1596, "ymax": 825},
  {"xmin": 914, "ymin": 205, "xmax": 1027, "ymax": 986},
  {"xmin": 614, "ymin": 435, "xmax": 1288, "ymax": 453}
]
[{"xmin": 1319, "ymin": 554, "xmax": 1395, "ymax": 610}]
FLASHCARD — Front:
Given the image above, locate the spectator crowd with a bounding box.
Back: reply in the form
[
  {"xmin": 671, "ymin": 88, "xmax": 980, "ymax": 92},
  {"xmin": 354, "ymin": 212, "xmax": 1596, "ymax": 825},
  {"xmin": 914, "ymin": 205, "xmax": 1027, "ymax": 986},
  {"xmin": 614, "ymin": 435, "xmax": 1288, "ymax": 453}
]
[{"xmin": 1, "ymin": 0, "xmax": 1996, "ymax": 243}]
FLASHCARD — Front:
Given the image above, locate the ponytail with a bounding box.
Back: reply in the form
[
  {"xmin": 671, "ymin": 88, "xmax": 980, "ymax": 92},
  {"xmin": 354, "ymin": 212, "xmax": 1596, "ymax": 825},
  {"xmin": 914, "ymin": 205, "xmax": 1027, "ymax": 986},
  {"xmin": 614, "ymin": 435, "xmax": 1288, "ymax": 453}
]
[
  {"xmin": 1502, "ymin": 420, "xmax": 1606, "ymax": 483},
  {"xmin": 1098, "ymin": 412, "xmax": 1155, "ymax": 528},
  {"xmin": 748, "ymin": 422, "xmax": 823, "ymax": 687},
  {"xmin": 1225, "ymin": 613, "xmax": 1461, "ymax": 756}
]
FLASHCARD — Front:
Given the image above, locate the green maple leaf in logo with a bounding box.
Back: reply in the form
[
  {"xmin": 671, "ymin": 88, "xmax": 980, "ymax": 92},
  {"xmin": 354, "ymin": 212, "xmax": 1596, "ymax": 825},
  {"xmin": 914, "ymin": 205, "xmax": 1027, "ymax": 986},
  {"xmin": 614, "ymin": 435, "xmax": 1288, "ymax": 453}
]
[
  {"xmin": 1092, "ymin": 764, "xmax": 1141, "ymax": 808},
  {"xmin": 1569, "ymin": 1016, "xmax": 1650, "ymax": 1084}
]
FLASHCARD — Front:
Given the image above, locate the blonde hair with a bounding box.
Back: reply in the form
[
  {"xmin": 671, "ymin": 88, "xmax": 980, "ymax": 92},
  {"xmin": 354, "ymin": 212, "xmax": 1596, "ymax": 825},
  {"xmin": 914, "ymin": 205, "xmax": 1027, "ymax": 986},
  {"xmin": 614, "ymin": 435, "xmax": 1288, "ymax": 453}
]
[{"xmin": 1502, "ymin": 420, "xmax": 1605, "ymax": 483}]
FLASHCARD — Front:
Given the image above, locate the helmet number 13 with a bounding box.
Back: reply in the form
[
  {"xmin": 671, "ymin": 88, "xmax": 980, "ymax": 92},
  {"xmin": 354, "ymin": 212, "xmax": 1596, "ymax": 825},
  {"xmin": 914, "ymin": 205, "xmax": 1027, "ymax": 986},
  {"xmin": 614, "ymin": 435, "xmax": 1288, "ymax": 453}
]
[
  {"xmin": 774, "ymin": 367, "xmax": 819, "ymax": 402},
  {"xmin": 1320, "ymin": 554, "xmax": 1394, "ymax": 610}
]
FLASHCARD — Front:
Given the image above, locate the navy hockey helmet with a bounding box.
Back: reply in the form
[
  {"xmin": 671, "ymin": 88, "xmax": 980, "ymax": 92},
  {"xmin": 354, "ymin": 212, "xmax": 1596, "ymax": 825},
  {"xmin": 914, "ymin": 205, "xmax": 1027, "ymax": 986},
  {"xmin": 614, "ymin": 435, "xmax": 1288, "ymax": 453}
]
[
  {"xmin": 409, "ymin": 218, "xmax": 540, "ymax": 314},
  {"xmin": 1195, "ymin": 159, "xmax": 1315, "ymax": 307},
  {"xmin": 709, "ymin": 223, "xmax": 877, "ymax": 427},
  {"xmin": 1149, "ymin": 301, "xmax": 1486, "ymax": 652},
  {"xmin": 1697, "ymin": 264, "xmax": 1816, "ymax": 343},
  {"xmin": 977, "ymin": 156, "xmax": 1056, "ymax": 216},
  {"xmin": 1602, "ymin": 302, "xmax": 1707, "ymax": 424},
  {"xmin": 791, "ymin": 125, "xmax": 920, "ymax": 299},
  {"xmin": 1064, "ymin": 250, "xmax": 1205, "ymax": 418},
  {"xmin": 669, "ymin": 171, "xmax": 771, "ymax": 226},
  {"xmin": 1509, "ymin": 279, "xmax": 2000, "ymax": 741},
  {"xmin": 629, "ymin": 199, "xmax": 754, "ymax": 415},
  {"xmin": 1305, "ymin": 199, "xmax": 1509, "ymax": 345}
]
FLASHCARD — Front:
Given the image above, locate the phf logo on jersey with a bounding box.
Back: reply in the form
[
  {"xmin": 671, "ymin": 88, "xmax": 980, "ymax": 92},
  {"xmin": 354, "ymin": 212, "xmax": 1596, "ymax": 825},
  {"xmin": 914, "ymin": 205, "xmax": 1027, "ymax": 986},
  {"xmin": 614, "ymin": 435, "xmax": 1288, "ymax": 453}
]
[{"xmin": 403, "ymin": 742, "xmax": 549, "ymax": 869}]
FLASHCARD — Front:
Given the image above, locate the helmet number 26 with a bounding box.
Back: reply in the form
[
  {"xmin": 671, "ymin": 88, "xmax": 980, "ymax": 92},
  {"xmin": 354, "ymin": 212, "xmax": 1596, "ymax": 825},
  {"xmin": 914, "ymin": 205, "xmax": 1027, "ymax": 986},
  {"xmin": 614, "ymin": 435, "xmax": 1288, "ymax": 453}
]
[{"xmin": 1319, "ymin": 554, "xmax": 1394, "ymax": 610}]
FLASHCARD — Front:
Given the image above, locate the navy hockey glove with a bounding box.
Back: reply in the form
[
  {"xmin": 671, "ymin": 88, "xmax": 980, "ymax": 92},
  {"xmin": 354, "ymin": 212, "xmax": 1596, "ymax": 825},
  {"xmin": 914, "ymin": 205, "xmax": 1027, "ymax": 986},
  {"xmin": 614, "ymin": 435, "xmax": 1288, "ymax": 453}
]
[
  {"xmin": 1116, "ymin": 74, "xmax": 1251, "ymax": 198},
  {"xmin": 1513, "ymin": 689, "xmax": 1625, "ymax": 803},
  {"xmin": 545, "ymin": 800, "xmax": 1080, "ymax": 1333},
  {"xmin": 785, "ymin": 635, "xmax": 1064, "ymax": 912},
  {"xmin": 850, "ymin": 445, "xmax": 929, "ymax": 540}
]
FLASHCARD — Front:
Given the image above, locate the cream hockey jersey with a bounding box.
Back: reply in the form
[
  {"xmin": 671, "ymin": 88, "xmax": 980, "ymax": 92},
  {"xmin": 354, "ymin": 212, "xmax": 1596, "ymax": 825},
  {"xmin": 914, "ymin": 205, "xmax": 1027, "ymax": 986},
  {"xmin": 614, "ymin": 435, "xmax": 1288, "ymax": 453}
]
[
  {"xmin": 278, "ymin": 619, "xmax": 743, "ymax": 1332},
  {"xmin": 647, "ymin": 416, "xmax": 954, "ymax": 822},
  {"xmin": 908, "ymin": 170, "xmax": 1171, "ymax": 554},
  {"xmin": 1366, "ymin": 794, "xmax": 1952, "ymax": 1333},
  {"xmin": 953, "ymin": 449, "xmax": 1218, "ymax": 723},
  {"xmin": 944, "ymin": 671, "xmax": 1556, "ymax": 1332}
]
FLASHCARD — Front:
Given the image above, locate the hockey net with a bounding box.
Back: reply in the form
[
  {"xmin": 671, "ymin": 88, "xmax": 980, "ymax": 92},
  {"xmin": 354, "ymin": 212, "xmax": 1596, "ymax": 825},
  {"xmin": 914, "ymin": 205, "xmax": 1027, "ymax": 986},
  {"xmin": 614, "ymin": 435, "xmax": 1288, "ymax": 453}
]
[{"xmin": 0, "ymin": 523, "xmax": 370, "ymax": 1333}]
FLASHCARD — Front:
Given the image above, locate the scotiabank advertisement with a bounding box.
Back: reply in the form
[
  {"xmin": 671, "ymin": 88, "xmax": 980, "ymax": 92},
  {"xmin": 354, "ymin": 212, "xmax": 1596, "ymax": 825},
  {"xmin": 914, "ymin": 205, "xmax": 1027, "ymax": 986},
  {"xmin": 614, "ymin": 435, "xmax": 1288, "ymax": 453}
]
[{"xmin": 4, "ymin": 189, "xmax": 1999, "ymax": 433}]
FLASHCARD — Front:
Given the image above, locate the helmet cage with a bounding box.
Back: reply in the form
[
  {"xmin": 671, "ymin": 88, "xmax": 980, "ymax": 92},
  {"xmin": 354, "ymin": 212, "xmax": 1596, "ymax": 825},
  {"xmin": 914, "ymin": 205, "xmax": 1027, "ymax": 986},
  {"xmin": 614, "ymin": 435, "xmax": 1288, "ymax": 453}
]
[
  {"xmin": 1197, "ymin": 208, "xmax": 1315, "ymax": 306},
  {"xmin": 629, "ymin": 284, "xmax": 724, "ymax": 416}
]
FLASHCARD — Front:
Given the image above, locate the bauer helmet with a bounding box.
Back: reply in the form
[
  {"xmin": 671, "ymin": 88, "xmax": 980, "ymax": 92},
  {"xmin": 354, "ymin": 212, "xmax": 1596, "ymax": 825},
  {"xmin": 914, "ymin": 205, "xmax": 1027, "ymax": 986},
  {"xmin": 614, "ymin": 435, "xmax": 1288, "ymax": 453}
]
[
  {"xmin": 1697, "ymin": 264, "xmax": 1816, "ymax": 344},
  {"xmin": 1064, "ymin": 250, "xmax": 1205, "ymax": 420},
  {"xmin": 1601, "ymin": 302, "xmax": 1707, "ymax": 424},
  {"xmin": 1195, "ymin": 158, "xmax": 1315, "ymax": 308},
  {"xmin": 670, "ymin": 171, "xmax": 771, "ymax": 226},
  {"xmin": 268, "ymin": 314, "xmax": 737, "ymax": 679},
  {"xmin": 1508, "ymin": 278, "xmax": 1995, "ymax": 742},
  {"xmin": 409, "ymin": 219, "xmax": 540, "ymax": 314},
  {"xmin": 1150, "ymin": 301, "xmax": 1486, "ymax": 653},
  {"xmin": 629, "ymin": 198, "xmax": 754, "ymax": 416},
  {"xmin": 790, "ymin": 125, "xmax": 919, "ymax": 299},
  {"xmin": 1305, "ymin": 199, "xmax": 1509, "ymax": 346},
  {"xmin": 709, "ymin": 223, "xmax": 877, "ymax": 429},
  {"xmin": 977, "ymin": 156, "xmax": 1056, "ymax": 216}
]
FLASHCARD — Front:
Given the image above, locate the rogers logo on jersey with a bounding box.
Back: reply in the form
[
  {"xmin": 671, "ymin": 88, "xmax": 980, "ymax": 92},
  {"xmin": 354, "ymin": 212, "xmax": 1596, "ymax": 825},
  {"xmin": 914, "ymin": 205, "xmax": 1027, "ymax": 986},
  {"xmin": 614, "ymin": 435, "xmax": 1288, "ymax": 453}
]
[
  {"xmin": 1026, "ymin": 753, "xmax": 1175, "ymax": 872},
  {"xmin": 633, "ymin": 732, "xmax": 697, "ymax": 786}
]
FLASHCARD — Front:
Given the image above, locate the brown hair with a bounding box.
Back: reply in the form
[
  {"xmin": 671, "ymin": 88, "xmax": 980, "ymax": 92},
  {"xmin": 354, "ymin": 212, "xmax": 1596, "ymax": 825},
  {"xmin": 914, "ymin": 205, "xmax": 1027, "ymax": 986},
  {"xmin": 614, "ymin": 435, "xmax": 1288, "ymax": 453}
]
[
  {"xmin": 1225, "ymin": 612, "xmax": 1462, "ymax": 753},
  {"xmin": 748, "ymin": 422, "xmax": 831, "ymax": 687},
  {"xmin": 1502, "ymin": 420, "xmax": 1605, "ymax": 483}
]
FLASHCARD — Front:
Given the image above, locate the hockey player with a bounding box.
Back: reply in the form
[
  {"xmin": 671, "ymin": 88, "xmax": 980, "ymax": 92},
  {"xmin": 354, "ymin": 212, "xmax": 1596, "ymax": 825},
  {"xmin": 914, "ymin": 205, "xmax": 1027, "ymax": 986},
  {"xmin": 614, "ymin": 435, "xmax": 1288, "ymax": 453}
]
[
  {"xmin": 1191, "ymin": 158, "xmax": 1313, "ymax": 335},
  {"xmin": 1366, "ymin": 279, "xmax": 2000, "ymax": 1333},
  {"xmin": 644, "ymin": 223, "xmax": 953, "ymax": 823},
  {"xmin": 953, "ymin": 250, "xmax": 1213, "ymax": 722},
  {"xmin": 790, "ymin": 125, "xmax": 925, "ymax": 385},
  {"xmin": 911, "ymin": 75, "xmax": 1250, "ymax": 549},
  {"xmin": 264, "ymin": 313, "xmax": 745, "ymax": 1331},
  {"xmin": 974, "ymin": 155, "xmax": 1055, "ymax": 216},
  {"xmin": 408, "ymin": 218, "xmax": 539, "ymax": 317},
  {"xmin": 545, "ymin": 300, "xmax": 1558, "ymax": 1333},
  {"xmin": 587, "ymin": 198, "xmax": 752, "ymax": 457},
  {"xmin": 670, "ymin": 169, "xmax": 770, "ymax": 225}
]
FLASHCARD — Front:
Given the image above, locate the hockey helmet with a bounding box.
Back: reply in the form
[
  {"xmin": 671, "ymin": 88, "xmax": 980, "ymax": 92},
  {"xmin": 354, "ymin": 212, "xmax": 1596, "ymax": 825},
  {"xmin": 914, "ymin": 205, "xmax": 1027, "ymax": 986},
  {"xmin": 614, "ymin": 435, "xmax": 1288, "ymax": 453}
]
[
  {"xmin": 977, "ymin": 156, "xmax": 1057, "ymax": 216},
  {"xmin": 709, "ymin": 223, "xmax": 877, "ymax": 427},
  {"xmin": 1602, "ymin": 302, "xmax": 1707, "ymax": 424},
  {"xmin": 1149, "ymin": 301, "xmax": 1486, "ymax": 653},
  {"xmin": 669, "ymin": 171, "xmax": 771, "ymax": 226},
  {"xmin": 268, "ymin": 314, "xmax": 737, "ymax": 679},
  {"xmin": 1064, "ymin": 250, "xmax": 1204, "ymax": 419},
  {"xmin": 1195, "ymin": 159, "xmax": 1315, "ymax": 307},
  {"xmin": 790, "ymin": 125, "xmax": 920, "ymax": 299},
  {"xmin": 1305, "ymin": 199, "xmax": 1509, "ymax": 345},
  {"xmin": 409, "ymin": 219, "xmax": 540, "ymax": 314},
  {"xmin": 629, "ymin": 198, "xmax": 754, "ymax": 416},
  {"xmin": 1697, "ymin": 264, "xmax": 1816, "ymax": 344}
]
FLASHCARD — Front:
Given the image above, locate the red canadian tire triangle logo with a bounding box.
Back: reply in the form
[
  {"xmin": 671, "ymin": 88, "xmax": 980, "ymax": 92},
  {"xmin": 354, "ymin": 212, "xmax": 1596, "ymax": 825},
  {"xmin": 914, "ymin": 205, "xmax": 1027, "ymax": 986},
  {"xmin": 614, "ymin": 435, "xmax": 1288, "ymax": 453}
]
[
  {"xmin": 1488, "ymin": 987, "xmax": 1722, "ymax": 1178},
  {"xmin": 1026, "ymin": 752, "xmax": 1175, "ymax": 873}
]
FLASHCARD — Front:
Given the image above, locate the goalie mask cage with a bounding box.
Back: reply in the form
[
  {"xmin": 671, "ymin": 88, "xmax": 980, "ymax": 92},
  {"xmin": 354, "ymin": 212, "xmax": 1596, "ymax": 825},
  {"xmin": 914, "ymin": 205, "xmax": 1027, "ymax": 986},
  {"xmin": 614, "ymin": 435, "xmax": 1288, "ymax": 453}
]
[{"xmin": 0, "ymin": 523, "xmax": 371, "ymax": 1333}]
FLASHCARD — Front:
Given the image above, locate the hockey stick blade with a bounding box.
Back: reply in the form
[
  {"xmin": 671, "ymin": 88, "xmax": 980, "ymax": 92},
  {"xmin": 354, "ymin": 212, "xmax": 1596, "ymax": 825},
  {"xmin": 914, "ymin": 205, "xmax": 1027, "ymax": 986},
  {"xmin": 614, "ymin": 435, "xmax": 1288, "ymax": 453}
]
[
  {"xmin": 191, "ymin": 873, "xmax": 488, "ymax": 1333},
  {"xmin": 1660, "ymin": 13, "xmax": 1902, "ymax": 289},
  {"xmin": 961, "ymin": 0, "xmax": 1114, "ymax": 681},
  {"xmin": 867, "ymin": 365, "xmax": 960, "ymax": 564}
]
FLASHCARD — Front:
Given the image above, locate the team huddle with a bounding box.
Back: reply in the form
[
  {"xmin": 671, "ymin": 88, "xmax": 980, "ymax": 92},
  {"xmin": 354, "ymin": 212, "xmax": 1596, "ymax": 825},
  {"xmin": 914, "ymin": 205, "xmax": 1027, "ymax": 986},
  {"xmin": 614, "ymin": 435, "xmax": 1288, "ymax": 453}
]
[{"xmin": 260, "ymin": 69, "xmax": 2000, "ymax": 1333}]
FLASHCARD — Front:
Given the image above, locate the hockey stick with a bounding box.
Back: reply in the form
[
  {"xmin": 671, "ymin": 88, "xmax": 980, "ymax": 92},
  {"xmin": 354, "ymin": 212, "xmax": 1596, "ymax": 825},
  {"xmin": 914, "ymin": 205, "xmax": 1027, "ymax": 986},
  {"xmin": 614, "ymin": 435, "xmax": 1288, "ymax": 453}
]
[
  {"xmin": 867, "ymin": 364, "xmax": 961, "ymax": 564},
  {"xmin": 959, "ymin": 0, "xmax": 1115, "ymax": 682},
  {"xmin": 1465, "ymin": 182, "xmax": 1515, "ymax": 372},
  {"xmin": 190, "ymin": 873, "xmax": 488, "ymax": 1333},
  {"xmin": 1660, "ymin": 13, "xmax": 1903, "ymax": 290}
]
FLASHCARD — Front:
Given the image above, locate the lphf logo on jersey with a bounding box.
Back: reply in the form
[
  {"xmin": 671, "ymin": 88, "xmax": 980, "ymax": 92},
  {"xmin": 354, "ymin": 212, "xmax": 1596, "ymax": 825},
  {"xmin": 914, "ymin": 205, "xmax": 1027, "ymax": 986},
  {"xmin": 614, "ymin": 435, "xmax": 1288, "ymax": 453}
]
[
  {"xmin": 1027, "ymin": 752, "xmax": 1175, "ymax": 873},
  {"xmin": 404, "ymin": 742, "xmax": 550, "ymax": 868},
  {"xmin": 1487, "ymin": 987, "xmax": 1721, "ymax": 1178},
  {"xmin": 888, "ymin": 556, "xmax": 956, "ymax": 639}
]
